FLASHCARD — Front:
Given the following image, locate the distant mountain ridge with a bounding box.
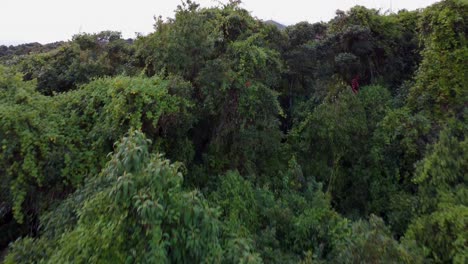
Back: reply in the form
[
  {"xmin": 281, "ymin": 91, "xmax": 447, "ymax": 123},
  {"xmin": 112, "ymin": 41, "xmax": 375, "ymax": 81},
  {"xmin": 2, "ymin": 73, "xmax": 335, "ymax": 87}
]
[
  {"xmin": 264, "ymin": 20, "xmax": 287, "ymax": 30},
  {"xmin": 0, "ymin": 41, "xmax": 65, "ymax": 61}
]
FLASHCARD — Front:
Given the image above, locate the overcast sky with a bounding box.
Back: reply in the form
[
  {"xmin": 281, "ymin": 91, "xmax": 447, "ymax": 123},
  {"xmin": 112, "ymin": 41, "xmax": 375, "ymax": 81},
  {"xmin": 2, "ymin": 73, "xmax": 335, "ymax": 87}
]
[{"xmin": 0, "ymin": 0, "xmax": 440, "ymax": 45}]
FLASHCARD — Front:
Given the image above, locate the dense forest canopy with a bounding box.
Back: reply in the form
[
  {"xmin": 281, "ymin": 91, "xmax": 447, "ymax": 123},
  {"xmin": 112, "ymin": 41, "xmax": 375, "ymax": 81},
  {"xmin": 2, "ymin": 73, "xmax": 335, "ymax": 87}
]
[{"xmin": 0, "ymin": 0, "xmax": 467, "ymax": 263}]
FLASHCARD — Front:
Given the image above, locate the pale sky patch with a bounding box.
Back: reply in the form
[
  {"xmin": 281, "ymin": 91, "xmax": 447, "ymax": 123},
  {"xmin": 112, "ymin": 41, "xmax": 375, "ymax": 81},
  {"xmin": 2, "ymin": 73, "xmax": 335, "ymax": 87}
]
[{"xmin": 0, "ymin": 0, "xmax": 440, "ymax": 44}]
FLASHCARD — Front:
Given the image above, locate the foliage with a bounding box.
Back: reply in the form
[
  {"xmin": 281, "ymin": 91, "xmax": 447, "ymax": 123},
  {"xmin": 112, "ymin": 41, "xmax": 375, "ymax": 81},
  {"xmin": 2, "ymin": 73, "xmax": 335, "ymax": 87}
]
[
  {"xmin": 0, "ymin": 42, "xmax": 64, "ymax": 63},
  {"xmin": 6, "ymin": 130, "xmax": 262, "ymax": 263},
  {"xmin": 210, "ymin": 171, "xmax": 259, "ymax": 234},
  {"xmin": 333, "ymin": 215, "xmax": 424, "ymax": 263},
  {"xmin": 0, "ymin": 71, "xmax": 197, "ymax": 263},
  {"xmin": 290, "ymin": 86, "xmax": 369, "ymax": 213},
  {"xmin": 0, "ymin": 66, "xmax": 72, "ymax": 224},
  {"xmin": 134, "ymin": 2, "xmax": 286, "ymax": 185},
  {"xmin": 210, "ymin": 167, "xmax": 351, "ymax": 263},
  {"xmin": 12, "ymin": 31, "xmax": 134, "ymax": 94},
  {"xmin": 405, "ymin": 118, "xmax": 467, "ymax": 263},
  {"xmin": 61, "ymin": 75, "xmax": 195, "ymax": 164},
  {"xmin": 408, "ymin": 0, "xmax": 467, "ymax": 121},
  {"xmin": 1, "ymin": 1, "xmax": 466, "ymax": 262}
]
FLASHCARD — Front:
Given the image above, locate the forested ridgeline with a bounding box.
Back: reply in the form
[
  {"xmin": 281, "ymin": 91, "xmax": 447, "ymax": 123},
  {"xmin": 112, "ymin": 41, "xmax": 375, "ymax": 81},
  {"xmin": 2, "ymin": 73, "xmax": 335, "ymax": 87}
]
[{"xmin": 0, "ymin": 0, "xmax": 466, "ymax": 263}]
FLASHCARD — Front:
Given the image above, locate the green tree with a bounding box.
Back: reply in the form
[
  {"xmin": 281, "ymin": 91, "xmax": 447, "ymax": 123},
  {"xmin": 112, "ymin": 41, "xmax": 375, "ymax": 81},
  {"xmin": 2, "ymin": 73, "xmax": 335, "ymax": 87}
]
[
  {"xmin": 405, "ymin": 119, "xmax": 467, "ymax": 263},
  {"xmin": 408, "ymin": 0, "xmax": 468, "ymax": 121},
  {"xmin": 333, "ymin": 215, "xmax": 424, "ymax": 263},
  {"xmin": 16, "ymin": 31, "xmax": 134, "ymax": 94},
  {"xmin": 290, "ymin": 86, "xmax": 369, "ymax": 213},
  {"xmin": 6, "ymin": 130, "xmax": 261, "ymax": 263}
]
